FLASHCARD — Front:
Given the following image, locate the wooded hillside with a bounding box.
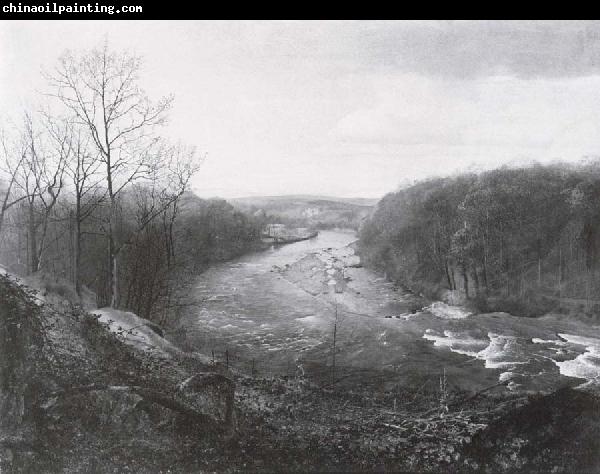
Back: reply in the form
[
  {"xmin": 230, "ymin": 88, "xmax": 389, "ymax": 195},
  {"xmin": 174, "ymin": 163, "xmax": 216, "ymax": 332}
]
[{"xmin": 359, "ymin": 163, "xmax": 600, "ymax": 316}]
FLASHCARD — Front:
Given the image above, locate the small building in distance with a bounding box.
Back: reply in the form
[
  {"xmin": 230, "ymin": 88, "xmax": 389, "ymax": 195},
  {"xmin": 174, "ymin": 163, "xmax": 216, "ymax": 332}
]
[
  {"xmin": 302, "ymin": 207, "xmax": 320, "ymax": 218},
  {"xmin": 263, "ymin": 223, "xmax": 287, "ymax": 238}
]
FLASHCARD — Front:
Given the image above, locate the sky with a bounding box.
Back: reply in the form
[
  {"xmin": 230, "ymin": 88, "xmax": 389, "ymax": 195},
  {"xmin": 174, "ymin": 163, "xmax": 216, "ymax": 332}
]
[{"xmin": 2, "ymin": 20, "xmax": 600, "ymax": 198}]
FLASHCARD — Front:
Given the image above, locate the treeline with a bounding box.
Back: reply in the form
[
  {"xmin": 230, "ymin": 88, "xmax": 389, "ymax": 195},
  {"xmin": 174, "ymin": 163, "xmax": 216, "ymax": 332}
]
[
  {"xmin": 0, "ymin": 43, "xmax": 261, "ymax": 324},
  {"xmin": 359, "ymin": 163, "xmax": 600, "ymax": 316},
  {"xmin": 238, "ymin": 199, "xmax": 372, "ymax": 231}
]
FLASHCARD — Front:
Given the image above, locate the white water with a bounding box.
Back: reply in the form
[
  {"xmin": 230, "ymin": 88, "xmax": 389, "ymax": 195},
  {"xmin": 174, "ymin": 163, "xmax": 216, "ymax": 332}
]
[
  {"xmin": 423, "ymin": 320, "xmax": 600, "ymax": 390},
  {"xmin": 551, "ymin": 334, "xmax": 600, "ymax": 388}
]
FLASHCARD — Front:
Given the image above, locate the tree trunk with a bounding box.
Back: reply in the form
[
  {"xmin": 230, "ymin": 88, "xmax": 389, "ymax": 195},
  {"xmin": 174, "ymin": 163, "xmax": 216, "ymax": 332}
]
[
  {"xmin": 110, "ymin": 251, "xmax": 118, "ymax": 308},
  {"xmin": 482, "ymin": 252, "xmax": 489, "ymax": 294},
  {"xmin": 0, "ymin": 206, "xmax": 6, "ymax": 239},
  {"xmin": 444, "ymin": 259, "xmax": 453, "ymax": 290},
  {"xmin": 107, "ymin": 153, "xmax": 119, "ymax": 308},
  {"xmin": 74, "ymin": 214, "xmax": 81, "ymax": 296},
  {"xmin": 450, "ymin": 265, "xmax": 457, "ymax": 291},
  {"xmin": 462, "ymin": 263, "xmax": 469, "ymax": 299},
  {"xmin": 28, "ymin": 205, "xmax": 38, "ymax": 275}
]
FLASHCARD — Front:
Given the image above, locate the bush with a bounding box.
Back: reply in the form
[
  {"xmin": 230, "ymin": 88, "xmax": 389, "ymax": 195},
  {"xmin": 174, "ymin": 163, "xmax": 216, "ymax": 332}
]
[{"xmin": 476, "ymin": 293, "xmax": 558, "ymax": 317}]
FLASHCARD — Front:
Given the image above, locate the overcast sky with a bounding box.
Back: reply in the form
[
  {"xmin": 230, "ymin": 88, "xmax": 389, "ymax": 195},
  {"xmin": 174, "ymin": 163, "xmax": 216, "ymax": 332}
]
[{"xmin": 2, "ymin": 20, "xmax": 600, "ymax": 198}]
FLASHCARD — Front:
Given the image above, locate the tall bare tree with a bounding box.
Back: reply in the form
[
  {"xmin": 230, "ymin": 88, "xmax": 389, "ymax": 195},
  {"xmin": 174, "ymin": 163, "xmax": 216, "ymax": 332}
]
[
  {"xmin": 47, "ymin": 42, "xmax": 173, "ymax": 306},
  {"xmin": 45, "ymin": 116, "xmax": 104, "ymax": 294}
]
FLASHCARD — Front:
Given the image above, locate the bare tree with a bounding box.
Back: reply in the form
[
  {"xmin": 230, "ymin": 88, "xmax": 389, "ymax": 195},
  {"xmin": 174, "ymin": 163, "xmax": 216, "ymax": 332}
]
[
  {"xmin": 120, "ymin": 143, "xmax": 200, "ymax": 319},
  {"xmin": 0, "ymin": 128, "xmax": 28, "ymax": 238},
  {"xmin": 45, "ymin": 116, "xmax": 104, "ymax": 294},
  {"xmin": 46, "ymin": 42, "xmax": 173, "ymax": 306},
  {"xmin": 12, "ymin": 113, "xmax": 66, "ymax": 274}
]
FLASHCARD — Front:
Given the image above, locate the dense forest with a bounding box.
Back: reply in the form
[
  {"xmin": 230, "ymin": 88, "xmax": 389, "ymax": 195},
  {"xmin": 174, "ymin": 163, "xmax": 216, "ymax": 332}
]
[
  {"xmin": 0, "ymin": 44, "xmax": 261, "ymax": 325},
  {"xmin": 359, "ymin": 162, "xmax": 600, "ymax": 316}
]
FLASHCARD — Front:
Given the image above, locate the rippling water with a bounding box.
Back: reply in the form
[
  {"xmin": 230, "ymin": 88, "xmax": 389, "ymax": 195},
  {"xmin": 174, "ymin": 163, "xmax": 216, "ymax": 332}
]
[{"xmin": 181, "ymin": 230, "xmax": 600, "ymax": 393}]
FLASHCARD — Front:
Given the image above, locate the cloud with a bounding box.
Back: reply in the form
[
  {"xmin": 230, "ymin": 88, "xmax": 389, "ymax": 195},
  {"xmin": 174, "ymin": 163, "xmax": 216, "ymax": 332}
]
[
  {"xmin": 329, "ymin": 73, "xmax": 600, "ymax": 154},
  {"xmin": 211, "ymin": 21, "xmax": 600, "ymax": 80},
  {"xmin": 348, "ymin": 21, "xmax": 600, "ymax": 79}
]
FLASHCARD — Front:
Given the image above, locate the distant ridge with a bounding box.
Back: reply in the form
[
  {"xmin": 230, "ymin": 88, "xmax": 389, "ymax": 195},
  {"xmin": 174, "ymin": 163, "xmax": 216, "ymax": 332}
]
[{"xmin": 229, "ymin": 195, "xmax": 380, "ymax": 207}]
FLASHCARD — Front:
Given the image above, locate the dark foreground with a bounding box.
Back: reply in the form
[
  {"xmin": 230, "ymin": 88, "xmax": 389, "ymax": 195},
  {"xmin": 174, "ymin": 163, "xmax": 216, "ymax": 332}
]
[{"xmin": 2, "ymin": 273, "xmax": 600, "ymax": 473}]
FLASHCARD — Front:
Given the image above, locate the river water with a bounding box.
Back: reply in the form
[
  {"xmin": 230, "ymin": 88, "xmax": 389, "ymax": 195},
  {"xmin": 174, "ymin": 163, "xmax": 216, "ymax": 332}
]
[{"xmin": 181, "ymin": 230, "xmax": 600, "ymax": 394}]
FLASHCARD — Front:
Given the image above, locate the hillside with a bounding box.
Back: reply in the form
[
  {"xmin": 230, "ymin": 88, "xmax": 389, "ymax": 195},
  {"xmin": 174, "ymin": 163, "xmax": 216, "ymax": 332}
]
[
  {"xmin": 0, "ymin": 271, "xmax": 236, "ymax": 472},
  {"xmin": 359, "ymin": 162, "xmax": 600, "ymax": 318},
  {"xmin": 230, "ymin": 195, "xmax": 380, "ymax": 208},
  {"xmin": 3, "ymin": 262, "xmax": 600, "ymax": 472},
  {"xmin": 229, "ymin": 195, "xmax": 377, "ymax": 230}
]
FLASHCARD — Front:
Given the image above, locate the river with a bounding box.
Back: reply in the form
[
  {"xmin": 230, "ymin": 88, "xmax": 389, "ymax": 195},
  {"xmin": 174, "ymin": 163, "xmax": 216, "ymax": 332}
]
[{"xmin": 181, "ymin": 230, "xmax": 600, "ymax": 395}]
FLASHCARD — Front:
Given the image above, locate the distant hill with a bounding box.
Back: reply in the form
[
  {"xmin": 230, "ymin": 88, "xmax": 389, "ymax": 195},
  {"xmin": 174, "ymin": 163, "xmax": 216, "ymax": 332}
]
[
  {"xmin": 229, "ymin": 195, "xmax": 379, "ymax": 230},
  {"xmin": 230, "ymin": 195, "xmax": 380, "ymax": 208}
]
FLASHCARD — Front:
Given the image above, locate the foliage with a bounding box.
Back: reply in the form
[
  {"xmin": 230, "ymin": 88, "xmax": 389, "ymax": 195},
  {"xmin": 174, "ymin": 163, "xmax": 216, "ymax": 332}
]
[{"xmin": 360, "ymin": 162, "xmax": 600, "ymax": 316}]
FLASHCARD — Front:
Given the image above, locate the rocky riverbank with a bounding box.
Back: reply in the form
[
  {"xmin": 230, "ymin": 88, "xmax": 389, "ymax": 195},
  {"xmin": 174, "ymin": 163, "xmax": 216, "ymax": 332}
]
[{"xmin": 278, "ymin": 241, "xmax": 426, "ymax": 320}]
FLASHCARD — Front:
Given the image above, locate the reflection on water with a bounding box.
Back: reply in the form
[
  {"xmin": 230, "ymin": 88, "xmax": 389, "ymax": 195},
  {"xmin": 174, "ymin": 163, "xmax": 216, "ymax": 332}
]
[{"xmin": 182, "ymin": 230, "xmax": 600, "ymax": 393}]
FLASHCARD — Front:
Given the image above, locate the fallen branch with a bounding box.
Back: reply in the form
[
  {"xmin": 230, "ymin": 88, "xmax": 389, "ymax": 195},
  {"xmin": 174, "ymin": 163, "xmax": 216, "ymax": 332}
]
[
  {"xmin": 450, "ymin": 379, "xmax": 510, "ymax": 407},
  {"xmin": 44, "ymin": 383, "xmax": 218, "ymax": 427}
]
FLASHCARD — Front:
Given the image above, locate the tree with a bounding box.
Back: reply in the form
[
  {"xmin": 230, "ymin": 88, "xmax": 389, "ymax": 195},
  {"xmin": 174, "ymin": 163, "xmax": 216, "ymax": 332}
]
[
  {"xmin": 45, "ymin": 116, "xmax": 103, "ymax": 294},
  {"xmin": 118, "ymin": 143, "xmax": 200, "ymax": 319},
  {"xmin": 47, "ymin": 42, "xmax": 173, "ymax": 307},
  {"xmin": 12, "ymin": 113, "xmax": 66, "ymax": 274}
]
